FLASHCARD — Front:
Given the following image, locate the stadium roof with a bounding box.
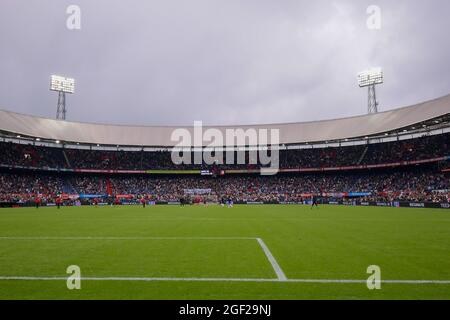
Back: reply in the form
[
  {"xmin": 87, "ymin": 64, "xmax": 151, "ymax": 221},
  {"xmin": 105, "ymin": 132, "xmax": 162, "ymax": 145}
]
[{"xmin": 0, "ymin": 94, "xmax": 449, "ymax": 147}]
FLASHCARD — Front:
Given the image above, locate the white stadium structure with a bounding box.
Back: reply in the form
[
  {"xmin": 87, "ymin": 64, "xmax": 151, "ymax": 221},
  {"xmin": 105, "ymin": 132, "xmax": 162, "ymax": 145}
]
[{"xmin": 0, "ymin": 94, "xmax": 449, "ymax": 149}]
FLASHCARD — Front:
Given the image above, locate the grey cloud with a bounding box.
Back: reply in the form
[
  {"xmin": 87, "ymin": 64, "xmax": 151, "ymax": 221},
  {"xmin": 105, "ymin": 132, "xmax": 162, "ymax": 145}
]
[{"xmin": 0, "ymin": 0, "xmax": 449, "ymax": 126}]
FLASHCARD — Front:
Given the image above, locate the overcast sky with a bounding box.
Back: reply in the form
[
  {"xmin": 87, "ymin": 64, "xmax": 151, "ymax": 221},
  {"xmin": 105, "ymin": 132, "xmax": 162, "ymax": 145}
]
[{"xmin": 0, "ymin": 0, "xmax": 449, "ymax": 126}]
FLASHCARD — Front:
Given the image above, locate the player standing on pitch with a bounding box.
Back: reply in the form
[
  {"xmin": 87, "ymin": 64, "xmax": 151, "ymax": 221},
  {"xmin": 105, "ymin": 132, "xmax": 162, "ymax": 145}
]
[
  {"xmin": 311, "ymin": 194, "xmax": 319, "ymax": 209},
  {"xmin": 56, "ymin": 196, "xmax": 62, "ymax": 209},
  {"xmin": 34, "ymin": 197, "xmax": 41, "ymax": 209}
]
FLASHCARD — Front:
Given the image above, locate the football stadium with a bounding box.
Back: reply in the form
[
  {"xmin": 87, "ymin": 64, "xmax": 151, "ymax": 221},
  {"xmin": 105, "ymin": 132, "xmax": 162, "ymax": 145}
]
[
  {"xmin": 0, "ymin": 0, "xmax": 450, "ymax": 304},
  {"xmin": 0, "ymin": 95, "xmax": 449, "ymax": 300}
]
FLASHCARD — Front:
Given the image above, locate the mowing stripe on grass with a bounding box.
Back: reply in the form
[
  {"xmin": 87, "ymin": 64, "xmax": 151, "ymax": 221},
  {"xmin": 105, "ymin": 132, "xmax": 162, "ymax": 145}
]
[
  {"xmin": 0, "ymin": 276, "xmax": 450, "ymax": 284},
  {"xmin": 256, "ymin": 238, "xmax": 287, "ymax": 281}
]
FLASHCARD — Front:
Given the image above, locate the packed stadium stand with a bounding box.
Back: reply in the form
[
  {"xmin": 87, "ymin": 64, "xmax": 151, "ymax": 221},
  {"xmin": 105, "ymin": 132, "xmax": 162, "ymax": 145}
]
[
  {"xmin": 0, "ymin": 168, "xmax": 448, "ymax": 204},
  {"xmin": 0, "ymin": 132, "xmax": 448, "ymax": 170},
  {"xmin": 0, "ymin": 94, "xmax": 449, "ymax": 207}
]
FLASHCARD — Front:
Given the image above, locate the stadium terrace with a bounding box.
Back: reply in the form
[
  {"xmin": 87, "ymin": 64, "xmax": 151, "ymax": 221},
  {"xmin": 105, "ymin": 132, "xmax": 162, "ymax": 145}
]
[
  {"xmin": 0, "ymin": 94, "xmax": 448, "ymax": 208},
  {"xmin": 170, "ymin": 121, "xmax": 279, "ymax": 173}
]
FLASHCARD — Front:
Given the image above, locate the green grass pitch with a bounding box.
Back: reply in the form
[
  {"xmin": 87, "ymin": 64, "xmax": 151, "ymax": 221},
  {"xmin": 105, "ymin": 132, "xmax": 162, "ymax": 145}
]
[{"xmin": 0, "ymin": 204, "xmax": 449, "ymax": 300}]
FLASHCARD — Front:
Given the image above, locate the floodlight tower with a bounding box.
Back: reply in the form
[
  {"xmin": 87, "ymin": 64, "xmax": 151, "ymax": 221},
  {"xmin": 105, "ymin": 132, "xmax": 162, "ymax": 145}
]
[
  {"xmin": 358, "ymin": 68, "xmax": 383, "ymax": 114},
  {"xmin": 50, "ymin": 75, "xmax": 75, "ymax": 120}
]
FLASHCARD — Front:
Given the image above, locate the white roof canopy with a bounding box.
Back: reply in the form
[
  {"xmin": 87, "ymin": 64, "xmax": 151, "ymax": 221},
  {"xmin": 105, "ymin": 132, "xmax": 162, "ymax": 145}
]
[{"xmin": 0, "ymin": 94, "xmax": 449, "ymax": 147}]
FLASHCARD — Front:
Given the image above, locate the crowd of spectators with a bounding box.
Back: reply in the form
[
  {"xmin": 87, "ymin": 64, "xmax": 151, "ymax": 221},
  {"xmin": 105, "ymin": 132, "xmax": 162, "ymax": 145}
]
[
  {"xmin": 279, "ymin": 145, "xmax": 365, "ymax": 168},
  {"xmin": 0, "ymin": 133, "xmax": 448, "ymax": 170},
  {"xmin": 0, "ymin": 169, "xmax": 448, "ymax": 204},
  {"xmin": 363, "ymin": 134, "xmax": 449, "ymax": 164},
  {"xmin": 0, "ymin": 173, "xmax": 64, "ymax": 203},
  {"xmin": 0, "ymin": 142, "xmax": 66, "ymax": 169},
  {"xmin": 1, "ymin": 132, "xmax": 448, "ymax": 205},
  {"xmin": 68, "ymin": 177, "xmax": 104, "ymax": 195}
]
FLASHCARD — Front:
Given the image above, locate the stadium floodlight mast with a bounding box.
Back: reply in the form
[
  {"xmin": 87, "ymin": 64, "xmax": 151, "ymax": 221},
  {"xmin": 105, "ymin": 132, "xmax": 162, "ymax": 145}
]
[
  {"xmin": 358, "ymin": 68, "xmax": 383, "ymax": 114},
  {"xmin": 50, "ymin": 75, "xmax": 75, "ymax": 120}
]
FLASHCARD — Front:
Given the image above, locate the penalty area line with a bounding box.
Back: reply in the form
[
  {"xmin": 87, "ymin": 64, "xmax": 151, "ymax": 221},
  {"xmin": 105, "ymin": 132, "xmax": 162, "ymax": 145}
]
[
  {"xmin": 256, "ymin": 238, "xmax": 287, "ymax": 281},
  {"xmin": 0, "ymin": 276, "xmax": 450, "ymax": 284}
]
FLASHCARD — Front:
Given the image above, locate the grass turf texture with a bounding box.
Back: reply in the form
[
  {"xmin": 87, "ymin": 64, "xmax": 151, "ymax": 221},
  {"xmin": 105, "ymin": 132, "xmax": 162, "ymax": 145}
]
[{"xmin": 0, "ymin": 204, "xmax": 449, "ymax": 299}]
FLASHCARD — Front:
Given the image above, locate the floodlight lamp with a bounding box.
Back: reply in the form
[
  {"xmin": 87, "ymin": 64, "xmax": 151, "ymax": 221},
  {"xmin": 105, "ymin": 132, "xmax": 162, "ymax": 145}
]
[
  {"xmin": 358, "ymin": 68, "xmax": 383, "ymax": 87},
  {"xmin": 50, "ymin": 75, "xmax": 75, "ymax": 93}
]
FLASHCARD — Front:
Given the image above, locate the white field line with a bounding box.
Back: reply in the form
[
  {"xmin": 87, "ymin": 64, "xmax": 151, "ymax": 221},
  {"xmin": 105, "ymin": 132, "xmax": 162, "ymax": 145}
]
[
  {"xmin": 256, "ymin": 238, "xmax": 287, "ymax": 281},
  {"xmin": 0, "ymin": 276, "xmax": 449, "ymax": 284},
  {"xmin": 0, "ymin": 236, "xmax": 255, "ymax": 240}
]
